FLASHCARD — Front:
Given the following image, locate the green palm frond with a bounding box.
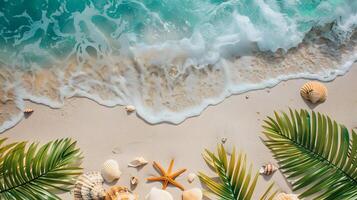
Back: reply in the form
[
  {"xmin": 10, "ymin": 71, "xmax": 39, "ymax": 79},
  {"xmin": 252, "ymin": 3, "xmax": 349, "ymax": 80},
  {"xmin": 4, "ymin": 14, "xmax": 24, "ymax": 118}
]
[
  {"xmin": 0, "ymin": 138, "xmax": 83, "ymax": 200},
  {"xmin": 198, "ymin": 144, "xmax": 277, "ymax": 200},
  {"xmin": 262, "ymin": 109, "xmax": 357, "ymax": 199}
]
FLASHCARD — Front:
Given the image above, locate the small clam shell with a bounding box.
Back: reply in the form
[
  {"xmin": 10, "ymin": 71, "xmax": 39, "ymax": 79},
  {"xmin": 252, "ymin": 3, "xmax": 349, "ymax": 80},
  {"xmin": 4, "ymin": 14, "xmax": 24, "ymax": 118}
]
[
  {"xmin": 128, "ymin": 157, "xmax": 148, "ymax": 168},
  {"xmin": 273, "ymin": 192, "xmax": 300, "ymax": 200},
  {"xmin": 259, "ymin": 163, "xmax": 277, "ymax": 176},
  {"xmin": 125, "ymin": 105, "xmax": 136, "ymax": 112},
  {"xmin": 300, "ymin": 81, "xmax": 327, "ymax": 104},
  {"xmin": 105, "ymin": 186, "xmax": 138, "ymax": 200},
  {"xmin": 130, "ymin": 176, "xmax": 139, "ymax": 186},
  {"xmin": 187, "ymin": 173, "xmax": 196, "ymax": 183},
  {"xmin": 73, "ymin": 172, "xmax": 106, "ymax": 200},
  {"xmin": 101, "ymin": 159, "xmax": 122, "ymax": 183},
  {"xmin": 145, "ymin": 187, "xmax": 173, "ymax": 200},
  {"xmin": 182, "ymin": 188, "xmax": 203, "ymax": 200}
]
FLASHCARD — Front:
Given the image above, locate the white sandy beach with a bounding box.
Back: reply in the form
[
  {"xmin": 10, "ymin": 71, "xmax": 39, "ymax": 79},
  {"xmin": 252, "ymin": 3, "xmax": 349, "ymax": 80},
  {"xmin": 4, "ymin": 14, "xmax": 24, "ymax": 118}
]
[{"xmin": 1, "ymin": 64, "xmax": 357, "ymax": 200}]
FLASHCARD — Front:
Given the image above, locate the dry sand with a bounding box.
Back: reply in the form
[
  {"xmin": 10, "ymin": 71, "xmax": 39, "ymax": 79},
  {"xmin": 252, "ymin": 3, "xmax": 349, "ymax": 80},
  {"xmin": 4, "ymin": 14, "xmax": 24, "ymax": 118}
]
[{"xmin": 1, "ymin": 64, "xmax": 357, "ymax": 200}]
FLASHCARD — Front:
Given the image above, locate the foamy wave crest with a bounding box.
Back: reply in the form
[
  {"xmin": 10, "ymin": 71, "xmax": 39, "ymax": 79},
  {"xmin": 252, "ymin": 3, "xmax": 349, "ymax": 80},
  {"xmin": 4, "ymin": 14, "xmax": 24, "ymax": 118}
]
[{"xmin": 1, "ymin": 0, "xmax": 357, "ymax": 131}]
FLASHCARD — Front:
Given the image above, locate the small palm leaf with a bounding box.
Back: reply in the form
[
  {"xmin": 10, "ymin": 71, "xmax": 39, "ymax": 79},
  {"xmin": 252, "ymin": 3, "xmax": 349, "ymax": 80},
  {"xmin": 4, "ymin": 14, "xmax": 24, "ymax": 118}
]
[
  {"xmin": 262, "ymin": 109, "xmax": 357, "ymax": 199},
  {"xmin": 198, "ymin": 144, "xmax": 277, "ymax": 200},
  {"xmin": 0, "ymin": 138, "xmax": 83, "ymax": 200}
]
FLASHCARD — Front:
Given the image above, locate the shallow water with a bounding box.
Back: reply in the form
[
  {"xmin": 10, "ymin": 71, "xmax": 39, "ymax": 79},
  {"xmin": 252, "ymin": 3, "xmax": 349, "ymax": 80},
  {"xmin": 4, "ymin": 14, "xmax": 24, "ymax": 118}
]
[{"xmin": 1, "ymin": 0, "xmax": 357, "ymax": 132}]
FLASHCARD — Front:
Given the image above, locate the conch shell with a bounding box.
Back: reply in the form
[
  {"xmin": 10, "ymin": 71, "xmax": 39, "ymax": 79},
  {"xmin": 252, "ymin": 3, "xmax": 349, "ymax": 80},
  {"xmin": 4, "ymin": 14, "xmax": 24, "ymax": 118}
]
[
  {"xmin": 125, "ymin": 105, "xmax": 136, "ymax": 113},
  {"xmin": 259, "ymin": 163, "xmax": 277, "ymax": 176},
  {"xmin": 105, "ymin": 186, "xmax": 138, "ymax": 200},
  {"xmin": 73, "ymin": 171, "xmax": 106, "ymax": 200},
  {"xmin": 274, "ymin": 192, "xmax": 300, "ymax": 200},
  {"xmin": 182, "ymin": 188, "xmax": 203, "ymax": 200},
  {"xmin": 101, "ymin": 159, "xmax": 122, "ymax": 183},
  {"xmin": 145, "ymin": 187, "xmax": 173, "ymax": 200},
  {"xmin": 300, "ymin": 81, "xmax": 327, "ymax": 104},
  {"xmin": 128, "ymin": 157, "xmax": 148, "ymax": 168}
]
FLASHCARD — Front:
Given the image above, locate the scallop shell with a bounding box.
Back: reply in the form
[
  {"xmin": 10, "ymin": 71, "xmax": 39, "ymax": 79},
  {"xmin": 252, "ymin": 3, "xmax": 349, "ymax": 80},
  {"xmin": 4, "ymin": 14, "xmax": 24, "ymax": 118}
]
[
  {"xmin": 24, "ymin": 108, "xmax": 34, "ymax": 115},
  {"xmin": 187, "ymin": 173, "xmax": 196, "ymax": 183},
  {"xmin": 73, "ymin": 172, "xmax": 106, "ymax": 200},
  {"xmin": 145, "ymin": 187, "xmax": 173, "ymax": 200},
  {"xmin": 101, "ymin": 159, "xmax": 122, "ymax": 183},
  {"xmin": 182, "ymin": 188, "xmax": 203, "ymax": 200},
  {"xmin": 128, "ymin": 157, "xmax": 148, "ymax": 168},
  {"xmin": 273, "ymin": 192, "xmax": 300, "ymax": 200},
  {"xmin": 104, "ymin": 186, "xmax": 138, "ymax": 200},
  {"xmin": 125, "ymin": 105, "xmax": 136, "ymax": 112},
  {"xmin": 259, "ymin": 163, "xmax": 277, "ymax": 176},
  {"xmin": 300, "ymin": 81, "xmax": 327, "ymax": 104}
]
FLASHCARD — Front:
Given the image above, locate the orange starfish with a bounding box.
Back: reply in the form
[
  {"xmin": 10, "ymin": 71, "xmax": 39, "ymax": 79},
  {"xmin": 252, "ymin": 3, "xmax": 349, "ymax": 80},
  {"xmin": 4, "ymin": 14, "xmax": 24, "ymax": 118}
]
[{"xmin": 147, "ymin": 159, "xmax": 186, "ymax": 191}]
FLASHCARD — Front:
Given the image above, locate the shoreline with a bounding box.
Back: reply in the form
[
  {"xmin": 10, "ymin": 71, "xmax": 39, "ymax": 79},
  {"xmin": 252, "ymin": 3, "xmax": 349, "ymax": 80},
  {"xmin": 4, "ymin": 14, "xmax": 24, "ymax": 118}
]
[{"xmin": 2, "ymin": 64, "xmax": 357, "ymax": 199}]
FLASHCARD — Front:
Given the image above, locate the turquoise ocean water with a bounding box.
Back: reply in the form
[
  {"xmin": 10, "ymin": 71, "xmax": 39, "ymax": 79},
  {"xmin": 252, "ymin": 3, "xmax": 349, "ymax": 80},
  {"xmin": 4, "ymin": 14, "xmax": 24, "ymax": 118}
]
[{"xmin": 0, "ymin": 0, "xmax": 357, "ymax": 131}]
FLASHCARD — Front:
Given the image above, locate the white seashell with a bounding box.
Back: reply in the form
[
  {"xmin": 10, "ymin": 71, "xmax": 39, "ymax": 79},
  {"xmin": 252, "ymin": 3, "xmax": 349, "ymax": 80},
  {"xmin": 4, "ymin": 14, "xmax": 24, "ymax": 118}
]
[
  {"xmin": 187, "ymin": 173, "xmax": 196, "ymax": 183},
  {"xmin": 73, "ymin": 172, "xmax": 106, "ymax": 200},
  {"xmin": 130, "ymin": 176, "xmax": 139, "ymax": 186},
  {"xmin": 105, "ymin": 186, "xmax": 138, "ymax": 200},
  {"xmin": 259, "ymin": 163, "xmax": 277, "ymax": 176},
  {"xmin": 145, "ymin": 187, "xmax": 173, "ymax": 200},
  {"xmin": 300, "ymin": 81, "xmax": 327, "ymax": 104},
  {"xmin": 24, "ymin": 108, "xmax": 34, "ymax": 114},
  {"xmin": 101, "ymin": 159, "xmax": 122, "ymax": 183},
  {"xmin": 182, "ymin": 188, "xmax": 203, "ymax": 200},
  {"xmin": 128, "ymin": 157, "xmax": 148, "ymax": 168},
  {"xmin": 125, "ymin": 105, "xmax": 136, "ymax": 113},
  {"xmin": 273, "ymin": 192, "xmax": 300, "ymax": 200}
]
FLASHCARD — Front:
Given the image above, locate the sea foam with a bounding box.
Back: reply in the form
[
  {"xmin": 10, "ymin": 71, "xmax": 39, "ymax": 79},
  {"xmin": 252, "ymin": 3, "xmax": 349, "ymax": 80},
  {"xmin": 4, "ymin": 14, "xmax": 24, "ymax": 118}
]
[{"xmin": 0, "ymin": 0, "xmax": 357, "ymax": 132}]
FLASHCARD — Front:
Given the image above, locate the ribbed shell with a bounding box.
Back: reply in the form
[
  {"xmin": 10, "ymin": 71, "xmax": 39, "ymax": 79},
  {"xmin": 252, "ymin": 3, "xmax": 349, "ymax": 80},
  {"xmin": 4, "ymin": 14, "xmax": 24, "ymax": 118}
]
[
  {"xmin": 259, "ymin": 163, "xmax": 277, "ymax": 176},
  {"xmin": 274, "ymin": 193, "xmax": 300, "ymax": 200},
  {"xmin": 104, "ymin": 186, "xmax": 138, "ymax": 200},
  {"xmin": 101, "ymin": 159, "xmax": 121, "ymax": 183},
  {"xmin": 300, "ymin": 81, "xmax": 327, "ymax": 104},
  {"xmin": 73, "ymin": 172, "xmax": 106, "ymax": 200}
]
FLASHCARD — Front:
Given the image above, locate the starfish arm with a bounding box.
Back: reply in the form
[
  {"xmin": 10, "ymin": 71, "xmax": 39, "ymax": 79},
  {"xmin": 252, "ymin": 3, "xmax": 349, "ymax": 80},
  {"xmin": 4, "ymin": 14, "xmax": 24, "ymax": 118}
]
[
  {"xmin": 170, "ymin": 168, "xmax": 187, "ymax": 179},
  {"xmin": 153, "ymin": 161, "xmax": 166, "ymax": 175},
  {"xmin": 168, "ymin": 179, "xmax": 185, "ymax": 191},
  {"xmin": 162, "ymin": 180, "xmax": 169, "ymax": 190},
  {"xmin": 147, "ymin": 176, "xmax": 166, "ymax": 181},
  {"xmin": 167, "ymin": 159, "xmax": 175, "ymax": 174}
]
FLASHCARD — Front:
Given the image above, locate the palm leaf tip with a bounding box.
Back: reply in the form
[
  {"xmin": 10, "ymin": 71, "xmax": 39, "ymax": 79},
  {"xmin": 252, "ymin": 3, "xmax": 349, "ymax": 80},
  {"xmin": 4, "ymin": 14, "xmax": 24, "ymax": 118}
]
[
  {"xmin": 262, "ymin": 109, "xmax": 357, "ymax": 199},
  {"xmin": 0, "ymin": 137, "xmax": 83, "ymax": 200},
  {"xmin": 198, "ymin": 144, "xmax": 277, "ymax": 200}
]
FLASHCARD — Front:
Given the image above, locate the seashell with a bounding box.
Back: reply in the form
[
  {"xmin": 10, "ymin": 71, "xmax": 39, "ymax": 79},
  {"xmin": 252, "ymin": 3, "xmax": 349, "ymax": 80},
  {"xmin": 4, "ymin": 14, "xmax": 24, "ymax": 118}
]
[
  {"xmin": 104, "ymin": 186, "xmax": 138, "ymax": 200},
  {"xmin": 101, "ymin": 159, "xmax": 122, "ymax": 183},
  {"xmin": 73, "ymin": 171, "xmax": 106, "ymax": 200},
  {"xmin": 130, "ymin": 176, "xmax": 139, "ymax": 186},
  {"xmin": 24, "ymin": 108, "xmax": 34, "ymax": 115},
  {"xmin": 259, "ymin": 163, "xmax": 277, "ymax": 176},
  {"xmin": 128, "ymin": 157, "xmax": 148, "ymax": 168},
  {"xmin": 300, "ymin": 81, "xmax": 327, "ymax": 104},
  {"xmin": 145, "ymin": 187, "xmax": 173, "ymax": 200},
  {"xmin": 182, "ymin": 188, "xmax": 203, "ymax": 200},
  {"xmin": 187, "ymin": 173, "xmax": 196, "ymax": 183},
  {"xmin": 273, "ymin": 192, "xmax": 300, "ymax": 200},
  {"xmin": 125, "ymin": 105, "xmax": 136, "ymax": 113}
]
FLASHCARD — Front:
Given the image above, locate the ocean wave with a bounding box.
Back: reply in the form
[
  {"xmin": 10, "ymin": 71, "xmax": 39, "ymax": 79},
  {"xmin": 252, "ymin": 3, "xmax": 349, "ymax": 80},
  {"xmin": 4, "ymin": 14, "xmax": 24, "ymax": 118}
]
[{"xmin": 1, "ymin": 0, "xmax": 357, "ymax": 132}]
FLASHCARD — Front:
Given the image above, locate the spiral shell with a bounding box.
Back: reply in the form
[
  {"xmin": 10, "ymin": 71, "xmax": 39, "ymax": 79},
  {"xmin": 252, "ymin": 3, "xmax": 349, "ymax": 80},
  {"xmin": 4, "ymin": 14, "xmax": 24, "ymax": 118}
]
[
  {"xmin": 73, "ymin": 172, "xmax": 106, "ymax": 200},
  {"xmin": 259, "ymin": 163, "xmax": 277, "ymax": 176},
  {"xmin": 128, "ymin": 157, "xmax": 148, "ymax": 168},
  {"xmin": 182, "ymin": 188, "xmax": 203, "ymax": 200},
  {"xmin": 104, "ymin": 186, "xmax": 138, "ymax": 200},
  {"xmin": 273, "ymin": 192, "xmax": 300, "ymax": 200},
  {"xmin": 300, "ymin": 81, "xmax": 327, "ymax": 104},
  {"xmin": 101, "ymin": 159, "xmax": 122, "ymax": 183}
]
